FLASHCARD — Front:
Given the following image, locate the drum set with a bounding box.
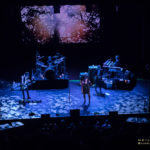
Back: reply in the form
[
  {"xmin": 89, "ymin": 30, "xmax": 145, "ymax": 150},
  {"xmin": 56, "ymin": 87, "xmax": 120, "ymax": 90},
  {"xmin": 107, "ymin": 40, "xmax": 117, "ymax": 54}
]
[{"xmin": 32, "ymin": 53, "xmax": 66, "ymax": 80}]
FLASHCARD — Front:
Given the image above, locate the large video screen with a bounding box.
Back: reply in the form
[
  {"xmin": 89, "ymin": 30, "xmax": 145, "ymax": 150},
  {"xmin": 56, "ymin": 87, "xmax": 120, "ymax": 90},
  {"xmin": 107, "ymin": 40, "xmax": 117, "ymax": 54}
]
[{"xmin": 21, "ymin": 5, "xmax": 101, "ymax": 44}]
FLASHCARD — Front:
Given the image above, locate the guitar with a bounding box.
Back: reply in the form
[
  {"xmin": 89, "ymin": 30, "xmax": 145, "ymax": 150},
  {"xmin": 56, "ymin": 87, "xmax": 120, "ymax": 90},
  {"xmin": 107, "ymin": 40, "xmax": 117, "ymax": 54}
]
[{"xmin": 20, "ymin": 75, "xmax": 35, "ymax": 89}]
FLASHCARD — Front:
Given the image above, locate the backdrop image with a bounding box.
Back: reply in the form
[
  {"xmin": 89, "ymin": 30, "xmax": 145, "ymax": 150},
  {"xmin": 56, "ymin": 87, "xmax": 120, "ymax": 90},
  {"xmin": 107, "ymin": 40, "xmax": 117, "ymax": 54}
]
[{"xmin": 21, "ymin": 5, "xmax": 101, "ymax": 44}]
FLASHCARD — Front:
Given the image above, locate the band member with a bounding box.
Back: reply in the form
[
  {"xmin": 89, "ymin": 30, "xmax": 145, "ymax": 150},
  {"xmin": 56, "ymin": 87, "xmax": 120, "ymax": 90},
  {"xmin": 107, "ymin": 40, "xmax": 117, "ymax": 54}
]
[
  {"xmin": 47, "ymin": 56, "xmax": 53, "ymax": 66},
  {"xmin": 20, "ymin": 72, "xmax": 31, "ymax": 101},
  {"xmin": 113, "ymin": 55, "xmax": 120, "ymax": 67},
  {"xmin": 97, "ymin": 65, "xmax": 101, "ymax": 76},
  {"xmin": 80, "ymin": 75, "xmax": 92, "ymax": 105},
  {"xmin": 95, "ymin": 65, "xmax": 104, "ymax": 95}
]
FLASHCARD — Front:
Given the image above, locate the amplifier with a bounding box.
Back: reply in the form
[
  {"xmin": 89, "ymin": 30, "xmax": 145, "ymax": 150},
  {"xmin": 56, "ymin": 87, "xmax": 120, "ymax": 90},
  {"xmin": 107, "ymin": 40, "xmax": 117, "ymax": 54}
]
[
  {"xmin": 79, "ymin": 72, "xmax": 88, "ymax": 80},
  {"xmin": 88, "ymin": 65, "xmax": 99, "ymax": 69}
]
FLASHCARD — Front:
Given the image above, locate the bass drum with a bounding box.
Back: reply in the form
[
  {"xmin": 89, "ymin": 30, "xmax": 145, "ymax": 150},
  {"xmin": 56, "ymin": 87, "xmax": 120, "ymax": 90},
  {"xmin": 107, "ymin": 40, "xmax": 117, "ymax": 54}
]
[{"xmin": 44, "ymin": 68, "xmax": 55, "ymax": 80}]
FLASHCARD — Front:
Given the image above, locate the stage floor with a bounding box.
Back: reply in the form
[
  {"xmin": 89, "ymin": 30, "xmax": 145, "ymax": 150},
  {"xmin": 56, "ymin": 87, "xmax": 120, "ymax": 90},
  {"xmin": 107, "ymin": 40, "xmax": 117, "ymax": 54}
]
[{"xmin": 0, "ymin": 80, "xmax": 149, "ymax": 120}]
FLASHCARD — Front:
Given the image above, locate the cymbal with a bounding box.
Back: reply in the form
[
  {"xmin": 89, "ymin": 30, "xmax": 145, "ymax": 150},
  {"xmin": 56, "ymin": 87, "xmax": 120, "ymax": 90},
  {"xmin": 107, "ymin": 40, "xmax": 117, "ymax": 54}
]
[{"xmin": 37, "ymin": 62, "xmax": 47, "ymax": 68}]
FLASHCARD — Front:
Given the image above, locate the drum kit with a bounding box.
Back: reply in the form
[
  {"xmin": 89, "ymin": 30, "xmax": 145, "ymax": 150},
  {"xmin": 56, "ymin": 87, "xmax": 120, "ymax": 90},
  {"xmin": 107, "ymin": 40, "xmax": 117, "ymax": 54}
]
[{"xmin": 33, "ymin": 53, "xmax": 65, "ymax": 80}]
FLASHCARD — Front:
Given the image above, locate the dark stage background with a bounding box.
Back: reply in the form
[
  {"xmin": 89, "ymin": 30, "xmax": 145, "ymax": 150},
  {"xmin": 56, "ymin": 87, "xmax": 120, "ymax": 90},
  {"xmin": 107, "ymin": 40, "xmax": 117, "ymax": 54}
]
[{"xmin": 0, "ymin": 0, "xmax": 150, "ymax": 81}]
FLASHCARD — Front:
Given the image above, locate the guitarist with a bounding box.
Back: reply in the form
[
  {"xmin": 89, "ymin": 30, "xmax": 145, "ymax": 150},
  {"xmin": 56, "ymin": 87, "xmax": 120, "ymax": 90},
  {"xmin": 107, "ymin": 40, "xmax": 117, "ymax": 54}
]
[
  {"xmin": 20, "ymin": 72, "xmax": 31, "ymax": 101},
  {"xmin": 95, "ymin": 65, "xmax": 104, "ymax": 95}
]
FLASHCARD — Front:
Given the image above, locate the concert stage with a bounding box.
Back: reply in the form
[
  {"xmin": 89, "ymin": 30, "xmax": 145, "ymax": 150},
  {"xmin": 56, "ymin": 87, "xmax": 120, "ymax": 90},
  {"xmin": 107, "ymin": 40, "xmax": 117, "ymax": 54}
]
[
  {"xmin": 0, "ymin": 1, "xmax": 150, "ymax": 149},
  {"xmin": 0, "ymin": 79, "xmax": 149, "ymax": 120}
]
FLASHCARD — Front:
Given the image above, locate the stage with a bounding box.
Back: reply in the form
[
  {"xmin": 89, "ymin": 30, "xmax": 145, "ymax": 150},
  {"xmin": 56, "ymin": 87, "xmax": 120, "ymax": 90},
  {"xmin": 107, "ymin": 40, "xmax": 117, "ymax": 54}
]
[{"xmin": 0, "ymin": 79, "xmax": 149, "ymax": 120}]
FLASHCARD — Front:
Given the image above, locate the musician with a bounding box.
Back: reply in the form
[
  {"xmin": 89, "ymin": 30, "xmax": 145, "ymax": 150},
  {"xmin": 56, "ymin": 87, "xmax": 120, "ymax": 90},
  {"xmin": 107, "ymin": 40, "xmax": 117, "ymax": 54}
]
[
  {"xmin": 80, "ymin": 75, "xmax": 91, "ymax": 105},
  {"xmin": 47, "ymin": 56, "xmax": 53, "ymax": 66},
  {"xmin": 97, "ymin": 65, "xmax": 101, "ymax": 76},
  {"xmin": 113, "ymin": 55, "xmax": 120, "ymax": 67},
  {"xmin": 95, "ymin": 65, "xmax": 103, "ymax": 95},
  {"xmin": 20, "ymin": 72, "xmax": 31, "ymax": 101}
]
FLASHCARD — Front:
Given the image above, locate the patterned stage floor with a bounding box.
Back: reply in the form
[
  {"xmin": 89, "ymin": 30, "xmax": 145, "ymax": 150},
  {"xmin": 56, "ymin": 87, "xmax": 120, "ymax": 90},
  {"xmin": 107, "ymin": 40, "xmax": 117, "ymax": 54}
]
[{"xmin": 0, "ymin": 80, "xmax": 149, "ymax": 120}]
